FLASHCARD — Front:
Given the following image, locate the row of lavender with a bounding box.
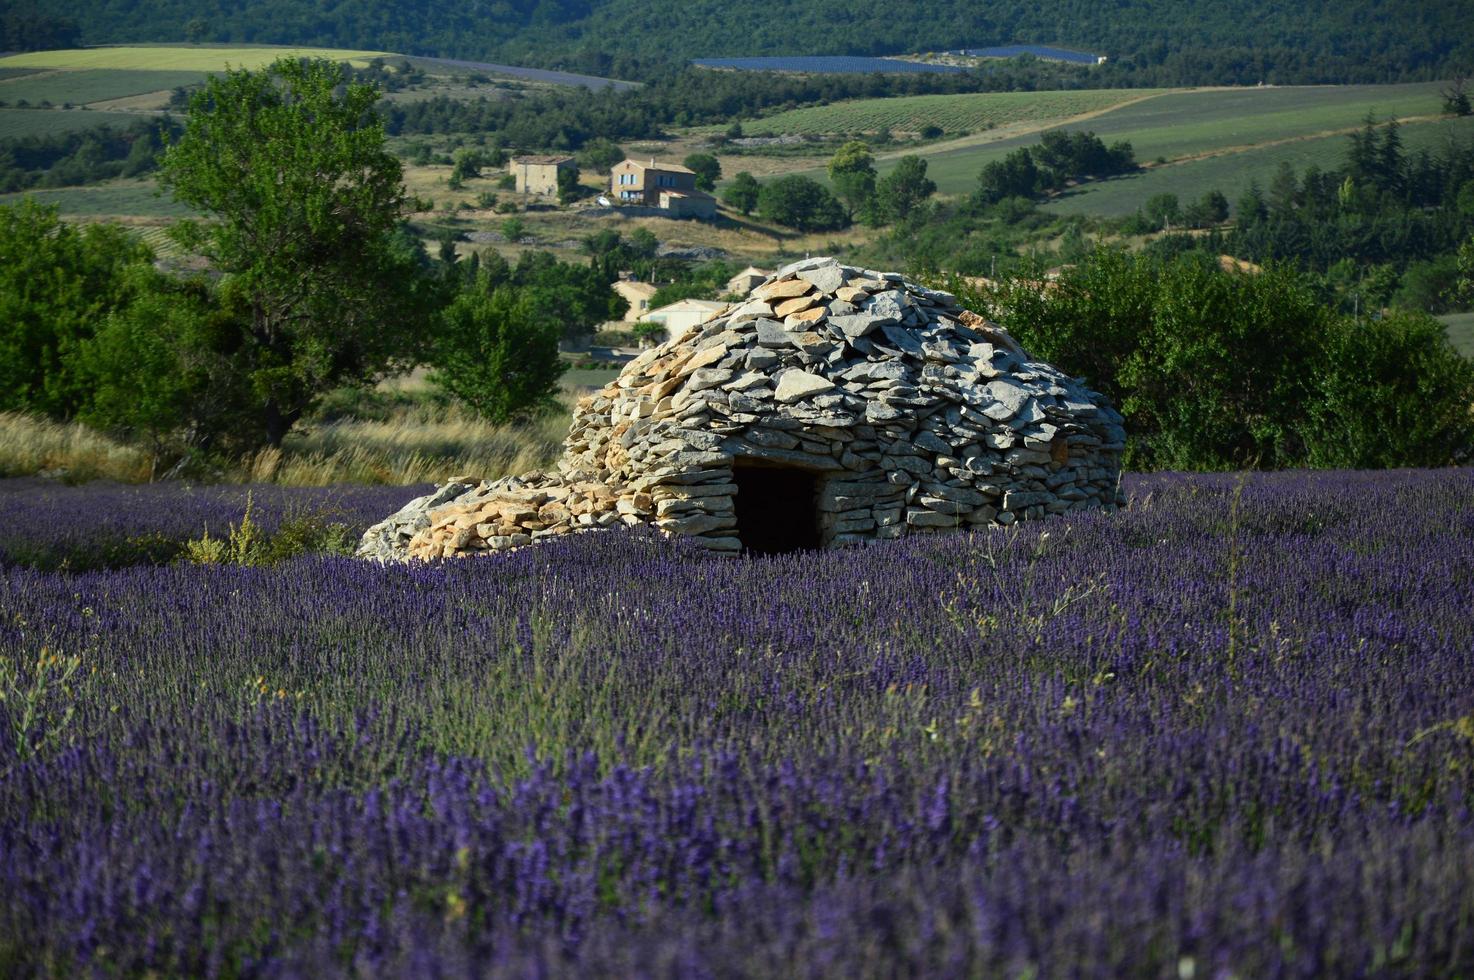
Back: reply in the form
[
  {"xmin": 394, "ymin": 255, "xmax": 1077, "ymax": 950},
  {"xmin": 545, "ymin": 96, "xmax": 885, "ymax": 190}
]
[
  {"xmin": 2, "ymin": 470, "xmax": 1473, "ymax": 975},
  {"xmin": 0, "ymin": 478, "xmax": 425, "ymax": 570}
]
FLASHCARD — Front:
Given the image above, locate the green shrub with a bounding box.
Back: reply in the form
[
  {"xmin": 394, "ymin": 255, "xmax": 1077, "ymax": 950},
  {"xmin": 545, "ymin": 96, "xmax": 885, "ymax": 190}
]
[
  {"xmin": 430, "ymin": 276, "xmax": 567, "ymax": 424},
  {"xmin": 962, "ymin": 247, "xmax": 1474, "ymax": 470},
  {"xmin": 183, "ymin": 493, "xmax": 356, "ymax": 567}
]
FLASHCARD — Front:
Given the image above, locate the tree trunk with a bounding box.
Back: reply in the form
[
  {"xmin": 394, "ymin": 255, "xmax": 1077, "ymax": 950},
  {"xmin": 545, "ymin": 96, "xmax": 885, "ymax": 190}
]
[{"xmin": 263, "ymin": 400, "xmax": 300, "ymax": 449}]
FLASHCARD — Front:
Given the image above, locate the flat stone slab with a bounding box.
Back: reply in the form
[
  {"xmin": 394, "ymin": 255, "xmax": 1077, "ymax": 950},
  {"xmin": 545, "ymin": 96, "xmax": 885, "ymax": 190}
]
[{"xmin": 774, "ymin": 369, "xmax": 835, "ymax": 403}]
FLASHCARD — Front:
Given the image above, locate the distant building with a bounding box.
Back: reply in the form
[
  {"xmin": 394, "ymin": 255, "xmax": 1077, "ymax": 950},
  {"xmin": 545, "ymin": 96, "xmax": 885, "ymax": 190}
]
[
  {"xmin": 639, "ymin": 298, "xmax": 729, "ymax": 336},
  {"xmin": 612, "ymin": 279, "xmax": 660, "ymax": 317},
  {"xmin": 610, "ymin": 159, "xmax": 717, "ymax": 219},
  {"xmin": 725, "ymin": 266, "xmax": 772, "ymax": 296},
  {"xmin": 510, "ymin": 155, "xmax": 575, "ymax": 195}
]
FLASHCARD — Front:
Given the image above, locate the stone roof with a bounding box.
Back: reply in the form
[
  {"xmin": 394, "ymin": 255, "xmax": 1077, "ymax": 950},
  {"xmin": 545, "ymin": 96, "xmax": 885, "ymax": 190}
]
[
  {"xmin": 512, "ymin": 154, "xmax": 574, "ymax": 165},
  {"xmin": 359, "ymin": 258, "xmax": 1125, "ymax": 561}
]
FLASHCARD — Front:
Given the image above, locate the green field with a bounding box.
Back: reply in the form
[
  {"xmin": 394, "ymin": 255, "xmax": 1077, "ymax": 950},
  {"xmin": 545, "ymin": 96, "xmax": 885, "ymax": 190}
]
[
  {"xmin": 0, "ymin": 45, "xmax": 394, "ymax": 73},
  {"xmin": 0, "ymin": 180, "xmax": 191, "ymax": 218},
  {"xmin": 894, "ymin": 82, "xmax": 1450, "ymax": 196},
  {"xmin": 742, "ymin": 89, "xmax": 1160, "ymax": 136},
  {"xmin": 1440, "ymin": 313, "xmax": 1474, "ymax": 359},
  {"xmin": 0, "ymin": 69, "xmax": 205, "ymax": 107},
  {"xmin": 1039, "ymin": 114, "xmax": 1474, "ymax": 217},
  {"xmin": 0, "ymin": 108, "xmax": 147, "ymax": 138}
]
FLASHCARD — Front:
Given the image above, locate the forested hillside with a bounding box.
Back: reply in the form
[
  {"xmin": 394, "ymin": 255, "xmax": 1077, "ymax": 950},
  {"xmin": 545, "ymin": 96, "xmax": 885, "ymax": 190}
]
[{"xmin": 2, "ymin": 0, "xmax": 1470, "ymax": 85}]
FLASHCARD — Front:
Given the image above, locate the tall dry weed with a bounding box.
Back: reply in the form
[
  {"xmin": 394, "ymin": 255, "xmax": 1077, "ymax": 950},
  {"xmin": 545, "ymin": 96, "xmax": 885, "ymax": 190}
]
[{"xmin": 0, "ymin": 404, "xmax": 570, "ymax": 487}]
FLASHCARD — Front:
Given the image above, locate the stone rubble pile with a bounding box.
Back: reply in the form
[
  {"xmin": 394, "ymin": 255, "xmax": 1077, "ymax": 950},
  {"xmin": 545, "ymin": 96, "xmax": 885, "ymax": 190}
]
[{"xmin": 358, "ymin": 258, "xmax": 1125, "ymax": 561}]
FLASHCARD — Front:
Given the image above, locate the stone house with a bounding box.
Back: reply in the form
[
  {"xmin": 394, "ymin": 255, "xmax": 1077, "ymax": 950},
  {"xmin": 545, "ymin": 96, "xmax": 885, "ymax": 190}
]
[
  {"xmin": 359, "ymin": 259, "xmax": 1125, "ymax": 560},
  {"xmin": 510, "ymin": 155, "xmax": 574, "ymax": 195},
  {"xmin": 639, "ymin": 298, "xmax": 729, "ymax": 338},
  {"xmin": 610, "ymin": 159, "xmax": 717, "ymax": 218},
  {"xmin": 612, "ymin": 279, "xmax": 660, "ymax": 318},
  {"xmin": 726, "ymin": 266, "xmax": 772, "ymax": 296}
]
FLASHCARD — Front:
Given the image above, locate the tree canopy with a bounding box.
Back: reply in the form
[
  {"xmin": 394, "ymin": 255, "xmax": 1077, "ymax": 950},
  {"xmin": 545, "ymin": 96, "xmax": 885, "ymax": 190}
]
[
  {"xmin": 757, "ymin": 175, "xmax": 848, "ymax": 233},
  {"xmin": 160, "ymin": 57, "xmax": 433, "ymax": 447}
]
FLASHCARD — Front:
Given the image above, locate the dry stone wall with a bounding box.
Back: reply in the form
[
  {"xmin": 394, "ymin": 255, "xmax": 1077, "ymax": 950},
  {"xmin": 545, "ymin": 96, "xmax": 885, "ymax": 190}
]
[{"xmin": 358, "ymin": 259, "xmax": 1125, "ymax": 561}]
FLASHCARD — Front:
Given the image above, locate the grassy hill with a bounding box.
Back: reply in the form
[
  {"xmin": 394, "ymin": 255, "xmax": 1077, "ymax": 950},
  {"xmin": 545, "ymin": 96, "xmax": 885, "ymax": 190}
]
[
  {"xmin": 874, "ymin": 82, "xmax": 1454, "ymax": 193},
  {"xmin": 761, "ymin": 81, "xmax": 1468, "ymax": 217},
  {"xmin": 13, "ymin": 0, "xmax": 1471, "ymax": 85}
]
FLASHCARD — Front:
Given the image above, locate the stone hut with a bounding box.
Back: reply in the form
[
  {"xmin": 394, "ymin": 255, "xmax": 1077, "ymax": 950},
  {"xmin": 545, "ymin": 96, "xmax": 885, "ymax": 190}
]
[{"xmin": 358, "ymin": 259, "xmax": 1125, "ymax": 560}]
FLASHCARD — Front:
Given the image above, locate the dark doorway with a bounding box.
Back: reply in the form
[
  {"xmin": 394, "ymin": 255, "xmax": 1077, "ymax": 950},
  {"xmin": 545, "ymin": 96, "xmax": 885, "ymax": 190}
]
[{"xmin": 732, "ymin": 463, "xmax": 823, "ymax": 555}]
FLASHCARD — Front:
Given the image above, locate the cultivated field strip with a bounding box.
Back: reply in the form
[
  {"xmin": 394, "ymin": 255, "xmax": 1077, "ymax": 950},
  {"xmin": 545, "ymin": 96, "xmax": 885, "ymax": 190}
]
[{"xmin": 743, "ymin": 88, "xmax": 1158, "ymax": 137}]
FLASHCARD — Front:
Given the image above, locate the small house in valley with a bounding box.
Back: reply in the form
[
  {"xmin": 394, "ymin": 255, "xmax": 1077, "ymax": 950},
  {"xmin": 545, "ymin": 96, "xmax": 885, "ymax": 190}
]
[
  {"xmin": 639, "ymin": 298, "xmax": 729, "ymax": 337},
  {"xmin": 511, "ymin": 155, "xmax": 575, "ymax": 195},
  {"xmin": 726, "ymin": 267, "xmax": 772, "ymax": 296},
  {"xmin": 610, "ymin": 159, "xmax": 717, "ymax": 219},
  {"xmin": 613, "ymin": 279, "xmax": 660, "ymax": 318}
]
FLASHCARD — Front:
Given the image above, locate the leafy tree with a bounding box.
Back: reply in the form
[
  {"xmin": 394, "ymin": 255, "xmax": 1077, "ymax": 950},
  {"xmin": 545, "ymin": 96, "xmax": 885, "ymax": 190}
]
[
  {"xmin": 431, "ymin": 277, "xmax": 566, "ymax": 424},
  {"xmin": 682, "ymin": 153, "xmax": 721, "ymax": 191},
  {"xmin": 1305, "ymin": 310, "xmax": 1474, "ymax": 467},
  {"xmin": 1196, "ymin": 190, "xmax": 1231, "ymax": 225},
  {"xmin": 450, "ymin": 148, "xmax": 486, "ymax": 184},
  {"xmin": 556, "ymin": 163, "xmax": 583, "ymax": 204},
  {"xmin": 826, "ymin": 140, "xmax": 876, "ymax": 218},
  {"xmin": 722, "ymin": 171, "xmax": 760, "ymax": 215},
  {"xmin": 975, "ymin": 148, "xmax": 1040, "ymax": 206},
  {"xmin": 159, "ymin": 58, "xmax": 433, "ymax": 448},
  {"xmin": 0, "ymin": 199, "xmax": 153, "ymax": 418},
  {"xmin": 963, "ymin": 248, "xmax": 1473, "ymax": 470},
  {"xmin": 1442, "ymin": 75, "xmax": 1472, "ymax": 116},
  {"xmin": 577, "ymin": 138, "xmax": 626, "ymax": 174},
  {"xmin": 76, "ymin": 270, "xmax": 253, "ymax": 467},
  {"xmin": 757, "ymin": 175, "xmax": 848, "ymax": 232},
  {"xmin": 1457, "ymin": 235, "xmax": 1474, "ymax": 305},
  {"xmin": 1143, "ymin": 193, "xmax": 1182, "ymax": 231},
  {"xmin": 873, "ymin": 156, "xmax": 935, "ymax": 224},
  {"xmin": 1392, "ymin": 255, "xmax": 1461, "ymax": 313},
  {"xmin": 509, "ymin": 250, "xmax": 625, "ymax": 338}
]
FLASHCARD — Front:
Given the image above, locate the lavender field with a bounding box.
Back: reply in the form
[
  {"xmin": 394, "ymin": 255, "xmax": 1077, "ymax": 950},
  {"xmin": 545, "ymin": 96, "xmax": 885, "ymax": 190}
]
[{"xmin": 2, "ymin": 470, "xmax": 1472, "ymax": 976}]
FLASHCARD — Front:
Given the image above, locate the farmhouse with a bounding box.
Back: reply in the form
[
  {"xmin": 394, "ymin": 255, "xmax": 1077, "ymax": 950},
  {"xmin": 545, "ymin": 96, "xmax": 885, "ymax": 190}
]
[
  {"xmin": 509, "ymin": 154, "xmax": 574, "ymax": 195},
  {"xmin": 359, "ymin": 258, "xmax": 1125, "ymax": 560},
  {"xmin": 726, "ymin": 266, "xmax": 772, "ymax": 295},
  {"xmin": 612, "ymin": 279, "xmax": 660, "ymax": 317},
  {"xmin": 610, "ymin": 158, "xmax": 718, "ymax": 218},
  {"xmin": 639, "ymin": 298, "xmax": 729, "ymax": 337}
]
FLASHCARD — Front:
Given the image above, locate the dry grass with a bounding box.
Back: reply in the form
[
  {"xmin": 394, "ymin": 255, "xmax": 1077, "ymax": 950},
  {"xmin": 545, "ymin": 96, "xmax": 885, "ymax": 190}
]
[
  {"xmin": 0, "ymin": 404, "xmax": 571, "ymax": 487},
  {"xmin": 268, "ymin": 403, "xmax": 569, "ymax": 485},
  {"xmin": 0, "ymin": 412, "xmax": 155, "ymax": 482}
]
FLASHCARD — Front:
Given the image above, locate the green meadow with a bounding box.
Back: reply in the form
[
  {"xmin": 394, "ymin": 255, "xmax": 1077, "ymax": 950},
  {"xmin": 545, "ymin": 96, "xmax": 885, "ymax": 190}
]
[
  {"xmin": 0, "ymin": 180, "xmax": 191, "ymax": 218},
  {"xmin": 1042, "ymin": 113, "xmax": 1474, "ymax": 217},
  {"xmin": 0, "ymin": 107, "xmax": 145, "ymax": 138},
  {"xmin": 1440, "ymin": 313, "xmax": 1474, "ymax": 358},
  {"xmin": 0, "ymin": 69, "xmax": 205, "ymax": 106},
  {"xmin": 846, "ymin": 82, "xmax": 1454, "ymax": 197}
]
